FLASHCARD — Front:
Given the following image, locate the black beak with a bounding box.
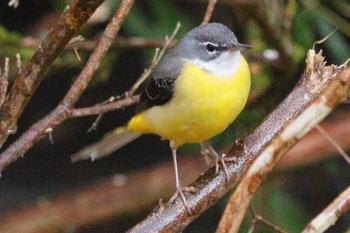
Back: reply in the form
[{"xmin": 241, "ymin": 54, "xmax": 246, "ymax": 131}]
[{"xmin": 229, "ymin": 42, "xmax": 253, "ymax": 51}]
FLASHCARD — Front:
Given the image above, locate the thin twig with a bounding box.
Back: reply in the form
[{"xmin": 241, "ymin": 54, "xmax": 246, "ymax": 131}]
[
  {"xmin": 0, "ymin": 58, "xmax": 10, "ymax": 108},
  {"xmin": 302, "ymin": 186, "xmax": 350, "ymax": 233},
  {"xmin": 69, "ymin": 35, "xmax": 85, "ymax": 62},
  {"xmin": 315, "ymin": 124, "xmax": 350, "ymax": 165},
  {"xmin": 44, "ymin": 127, "xmax": 54, "ymax": 144},
  {"xmin": 202, "ymin": 0, "xmax": 218, "ymax": 24},
  {"xmin": 87, "ymin": 113, "xmax": 103, "ymax": 132},
  {"xmin": 0, "ymin": 0, "xmax": 105, "ymax": 148},
  {"xmin": 72, "ymin": 95, "xmax": 139, "ymax": 118},
  {"xmin": 249, "ymin": 207, "xmax": 288, "ymax": 233},
  {"xmin": 127, "ymin": 22, "xmax": 181, "ymax": 96},
  {"xmin": 0, "ymin": 0, "xmax": 135, "ymax": 174},
  {"xmin": 85, "ymin": 95, "xmax": 126, "ymax": 131}
]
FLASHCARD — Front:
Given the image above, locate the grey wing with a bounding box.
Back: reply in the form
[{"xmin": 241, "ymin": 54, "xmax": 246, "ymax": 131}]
[
  {"xmin": 136, "ymin": 77, "xmax": 176, "ymax": 113},
  {"xmin": 136, "ymin": 51, "xmax": 183, "ymax": 113}
]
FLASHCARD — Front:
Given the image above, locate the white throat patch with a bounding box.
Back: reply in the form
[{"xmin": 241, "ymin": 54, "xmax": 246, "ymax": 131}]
[{"xmin": 187, "ymin": 51, "xmax": 241, "ymax": 77}]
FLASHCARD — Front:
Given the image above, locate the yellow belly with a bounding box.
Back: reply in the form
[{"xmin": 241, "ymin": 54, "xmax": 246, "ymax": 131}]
[{"xmin": 127, "ymin": 56, "xmax": 251, "ymax": 146}]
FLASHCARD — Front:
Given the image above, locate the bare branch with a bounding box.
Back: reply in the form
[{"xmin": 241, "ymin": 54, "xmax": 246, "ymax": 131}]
[
  {"xmin": 0, "ymin": 0, "xmax": 135, "ymax": 174},
  {"xmin": 72, "ymin": 95, "xmax": 139, "ymax": 117},
  {"xmin": 216, "ymin": 54, "xmax": 350, "ymax": 233},
  {"xmin": 202, "ymin": 0, "xmax": 217, "ymax": 24},
  {"xmin": 302, "ymin": 186, "xmax": 350, "ymax": 233},
  {"xmin": 21, "ymin": 36, "xmax": 175, "ymax": 50},
  {"xmin": 0, "ymin": 0, "xmax": 105, "ymax": 148}
]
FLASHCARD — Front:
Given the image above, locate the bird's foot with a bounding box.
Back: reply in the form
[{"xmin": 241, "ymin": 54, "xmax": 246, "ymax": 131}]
[
  {"xmin": 213, "ymin": 153, "xmax": 240, "ymax": 180},
  {"xmin": 202, "ymin": 141, "xmax": 241, "ymax": 182},
  {"xmin": 169, "ymin": 186, "xmax": 197, "ymax": 211}
]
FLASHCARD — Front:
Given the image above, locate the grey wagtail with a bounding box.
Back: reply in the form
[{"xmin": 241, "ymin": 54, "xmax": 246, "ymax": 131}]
[{"xmin": 72, "ymin": 23, "xmax": 252, "ymax": 208}]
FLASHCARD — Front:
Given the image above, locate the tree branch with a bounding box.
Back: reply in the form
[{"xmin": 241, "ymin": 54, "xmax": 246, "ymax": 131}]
[
  {"xmin": 127, "ymin": 52, "xmax": 350, "ymax": 232},
  {"xmin": 0, "ymin": 0, "xmax": 105, "ymax": 148},
  {"xmin": 0, "ymin": 0, "xmax": 135, "ymax": 174},
  {"xmin": 216, "ymin": 61, "xmax": 350, "ymax": 232},
  {"xmin": 302, "ymin": 186, "xmax": 350, "ymax": 233},
  {"xmin": 21, "ymin": 36, "xmax": 176, "ymax": 50},
  {"xmin": 72, "ymin": 95, "xmax": 140, "ymax": 118}
]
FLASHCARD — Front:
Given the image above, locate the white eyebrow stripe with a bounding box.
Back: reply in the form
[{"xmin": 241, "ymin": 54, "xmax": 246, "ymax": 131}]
[{"xmin": 201, "ymin": 41, "xmax": 219, "ymax": 47}]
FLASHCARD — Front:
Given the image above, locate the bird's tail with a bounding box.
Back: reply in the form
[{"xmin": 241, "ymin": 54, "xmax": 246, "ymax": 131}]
[{"xmin": 71, "ymin": 127, "xmax": 141, "ymax": 162}]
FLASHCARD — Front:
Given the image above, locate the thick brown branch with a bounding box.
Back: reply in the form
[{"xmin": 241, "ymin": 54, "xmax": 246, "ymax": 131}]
[
  {"xmin": 127, "ymin": 60, "xmax": 350, "ymax": 232},
  {"xmin": 0, "ymin": 0, "xmax": 105, "ymax": 147},
  {"xmin": 0, "ymin": 0, "xmax": 134, "ymax": 174},
  {"xmin": 302, "ymin": 186, "xmax": 350, "ymax": 233},
  {"xmin": 216, "ymin": 66, "xmax": 350, "ymax": 233}
]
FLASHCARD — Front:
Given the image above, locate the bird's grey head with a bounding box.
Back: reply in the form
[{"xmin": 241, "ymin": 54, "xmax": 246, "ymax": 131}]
[
  {"xmin": 175, "ymin": 22, "xmax": 251, "ymax": 62},
  {"xmin": 153, "ymin": 23, "xmax": 251, "ymax": 79}
]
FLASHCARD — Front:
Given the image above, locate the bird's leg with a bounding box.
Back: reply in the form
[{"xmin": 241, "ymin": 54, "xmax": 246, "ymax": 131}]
[
  {"xmin": 168, "ymin": 141, "xmax": 195, "ymax": 210},
  {"xmin": 202, "ymin": 141, "xmax": 229, "ymax": 181},
  {"xmin": 200, "ymin": 142, "xmax": 215, "ymax": 167}
]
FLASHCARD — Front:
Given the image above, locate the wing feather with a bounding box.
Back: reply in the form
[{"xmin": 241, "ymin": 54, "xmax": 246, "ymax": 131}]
[{"xmin": 136, "ymin": 77, "xmax": 176, "ymax": 112}]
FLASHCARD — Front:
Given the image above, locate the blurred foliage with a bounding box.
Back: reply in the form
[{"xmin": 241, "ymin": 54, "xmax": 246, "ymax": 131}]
[
  {"xmin": 0, "ymin": 26, "xmax": 33, "ymax": 80},
  {"xmin": 0, "ymin": 0, "xmax": 349, "ymax": 233}
]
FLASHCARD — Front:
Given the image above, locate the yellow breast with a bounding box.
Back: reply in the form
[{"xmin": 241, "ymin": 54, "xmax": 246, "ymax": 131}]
[{"xmin": 127, "ymin": 55, "xmax": 251, "ymax": 146}]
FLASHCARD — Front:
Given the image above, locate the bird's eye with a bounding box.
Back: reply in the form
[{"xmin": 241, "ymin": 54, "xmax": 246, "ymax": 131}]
[{"xmin": 206, "ymin": 43, "xmax": 216, "ymax": 52}]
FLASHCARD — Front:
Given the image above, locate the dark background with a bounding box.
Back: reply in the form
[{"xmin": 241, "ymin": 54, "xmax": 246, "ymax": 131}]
[{"xmin": 0, "ymin": 1, "xmax": 349, "ymax": 232}]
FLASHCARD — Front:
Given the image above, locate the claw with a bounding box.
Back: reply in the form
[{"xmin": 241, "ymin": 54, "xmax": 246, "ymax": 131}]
[
  {"xmin": 202, "ymin": 141, "xmax": 234, "ymax": 181},
  {"xmin": 169, "ymin": 186, "xmax": 196, "ymax": 211}
]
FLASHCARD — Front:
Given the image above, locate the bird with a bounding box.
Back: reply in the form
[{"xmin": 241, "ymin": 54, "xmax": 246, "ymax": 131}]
[{"xmin": 72, "ymin": 22, "xmax": 251, "ymax": 208}]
